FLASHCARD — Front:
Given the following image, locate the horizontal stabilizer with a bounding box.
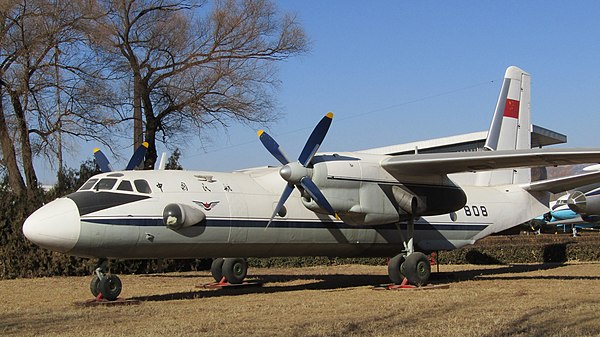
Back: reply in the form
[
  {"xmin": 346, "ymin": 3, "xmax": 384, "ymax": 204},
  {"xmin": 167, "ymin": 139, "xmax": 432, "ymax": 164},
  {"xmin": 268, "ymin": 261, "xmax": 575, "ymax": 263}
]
[
  {"xmin": 524, "ymin": 170, "xmax": 600, "ymax": 194},
  {"xmin": 382, "ymin": 148, "xmax": 600, "ymax": 176}
]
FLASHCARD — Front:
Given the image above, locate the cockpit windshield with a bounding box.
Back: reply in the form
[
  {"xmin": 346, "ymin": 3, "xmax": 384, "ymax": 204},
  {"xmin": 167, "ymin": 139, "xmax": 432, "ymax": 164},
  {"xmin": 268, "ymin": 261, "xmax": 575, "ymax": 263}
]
[
  {"xmin": 117, "ymin": 180, "xmax": 134, "ymax": 191},
  {"xmin": 552, "ymin": 198, "xmax": 567, "ymax": 210},
  {"xmin": 95, "ymin": 178, "xmax": 118, "ymax": 190},
  {"xmin": 78, "ymin": 177, "xmax": 152, "ymax": 194},
  {"xmin": 79, "ymin": 179, "xmax": 98, "ymax": 190}
]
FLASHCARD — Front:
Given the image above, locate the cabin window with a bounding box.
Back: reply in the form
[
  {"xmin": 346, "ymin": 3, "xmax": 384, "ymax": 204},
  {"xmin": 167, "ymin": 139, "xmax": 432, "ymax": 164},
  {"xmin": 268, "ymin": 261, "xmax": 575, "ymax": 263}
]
[
  {"xmin": 95, "ymin": 178, "xmax": 118, "ymax": 190},
  {"xmin": 79, "ymin": 179, "xmax": 98, "ymax": 190},
  {"xmin": 134, "ymin": 180, "xmax": 152, "ymax": 194},
  {"xmin": 117, "ymin": 180, "xmax": 134, "ymax": 191}
]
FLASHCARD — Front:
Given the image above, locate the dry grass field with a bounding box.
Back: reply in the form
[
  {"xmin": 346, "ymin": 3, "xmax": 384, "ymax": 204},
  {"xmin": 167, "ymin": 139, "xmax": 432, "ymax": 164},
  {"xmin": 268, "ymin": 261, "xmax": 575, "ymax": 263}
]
[{"xmin": 1, "ymin": 263, "xmax": 600, "ymax": 337}]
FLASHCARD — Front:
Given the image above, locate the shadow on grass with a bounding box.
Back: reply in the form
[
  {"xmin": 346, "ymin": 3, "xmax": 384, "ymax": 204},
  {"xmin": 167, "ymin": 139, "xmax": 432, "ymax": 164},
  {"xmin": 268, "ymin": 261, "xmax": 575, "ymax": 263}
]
[
  {"xmin": 434, "ymin": 263, "xmax": 566, "ymax": 282},
  {"xmin": 130, "ymin": 263, "xmax": 593, "ymax": 302}
]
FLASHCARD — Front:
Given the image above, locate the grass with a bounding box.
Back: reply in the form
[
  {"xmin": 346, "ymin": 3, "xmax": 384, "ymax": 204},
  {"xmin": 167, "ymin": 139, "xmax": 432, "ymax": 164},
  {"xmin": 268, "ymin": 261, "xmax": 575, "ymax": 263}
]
[{"xmin": 1, "ymin": 263, "xmax": 600, "ymax": 336}]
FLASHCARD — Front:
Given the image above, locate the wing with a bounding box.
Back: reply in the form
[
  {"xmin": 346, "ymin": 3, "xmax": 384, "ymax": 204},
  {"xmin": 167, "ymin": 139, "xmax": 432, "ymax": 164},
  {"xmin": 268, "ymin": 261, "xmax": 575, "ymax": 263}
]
[
  {"xmin": 381, "ymin": 148, "xmax": 600, "ymax": 176},
  {"xmin": 524, "ymin": 170, "xmax": 600, "ymax": 193}
]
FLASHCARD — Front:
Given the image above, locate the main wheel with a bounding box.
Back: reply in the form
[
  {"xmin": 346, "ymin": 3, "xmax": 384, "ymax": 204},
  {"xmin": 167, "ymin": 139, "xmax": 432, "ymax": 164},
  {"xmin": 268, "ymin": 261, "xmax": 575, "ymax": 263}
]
[
  {"xmin": 387, "ymin": 254, "xmax": 406, "ymax": 284},
  {"xmin": 210, "ymin": 258, "xmax": 225, "ymax": 282},
  {"xmin": 99, "ymin": 274, "xmax": 122, "ymax": 301},
  {"xmin": 222, "ymin": 258, "xmax": 248, "ymax": 284},
  {"xmin": 403, "ymin": 252, "xmax": 431, "ymax": 286},
  {"xmin": 90, "ymin": 274, "xmax": 101, "ymax": 297}
]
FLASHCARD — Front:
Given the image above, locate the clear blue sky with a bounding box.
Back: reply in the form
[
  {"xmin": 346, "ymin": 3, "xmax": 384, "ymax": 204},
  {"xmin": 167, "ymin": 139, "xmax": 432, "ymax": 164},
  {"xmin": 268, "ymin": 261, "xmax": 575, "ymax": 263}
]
[{"xmin": 38, "ymin": 1, "xmax": 600, "ymax": 183}]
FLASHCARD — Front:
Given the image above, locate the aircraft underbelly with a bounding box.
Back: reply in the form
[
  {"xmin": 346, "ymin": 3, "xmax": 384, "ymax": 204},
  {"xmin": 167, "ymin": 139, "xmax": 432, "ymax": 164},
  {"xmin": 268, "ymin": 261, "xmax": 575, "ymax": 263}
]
[{"xmin": 73, "ymin": 216, "xmax": 484, "ymax": 259}]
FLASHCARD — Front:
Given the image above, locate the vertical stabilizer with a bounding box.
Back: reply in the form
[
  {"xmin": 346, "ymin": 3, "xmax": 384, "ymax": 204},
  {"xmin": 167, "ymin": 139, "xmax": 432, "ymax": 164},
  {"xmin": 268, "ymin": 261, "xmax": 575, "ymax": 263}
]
[{"xmin": 477, "ymin": 66, "xmax": 532, "ymax": 185}]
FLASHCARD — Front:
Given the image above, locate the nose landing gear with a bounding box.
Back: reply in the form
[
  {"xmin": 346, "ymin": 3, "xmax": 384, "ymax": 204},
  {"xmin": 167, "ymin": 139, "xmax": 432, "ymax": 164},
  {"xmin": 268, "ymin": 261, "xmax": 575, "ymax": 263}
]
[{"xmin": 89, "ymin": 260, "xmax": 122, "ymax": 301}]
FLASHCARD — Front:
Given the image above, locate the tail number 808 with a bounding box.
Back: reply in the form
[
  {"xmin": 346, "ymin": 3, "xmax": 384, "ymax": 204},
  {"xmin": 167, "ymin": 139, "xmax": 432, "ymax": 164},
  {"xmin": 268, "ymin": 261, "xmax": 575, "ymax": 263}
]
[{"xmin": 464, "ymin": 205, "xmax": 488, "ymax": 217}]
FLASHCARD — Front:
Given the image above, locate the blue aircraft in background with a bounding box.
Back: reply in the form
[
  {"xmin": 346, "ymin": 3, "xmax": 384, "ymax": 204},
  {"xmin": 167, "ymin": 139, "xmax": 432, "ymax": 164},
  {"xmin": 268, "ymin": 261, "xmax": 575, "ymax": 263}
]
[{"xmin": 532, "ymin": 166, "xmax": 600, "ymax": 235}]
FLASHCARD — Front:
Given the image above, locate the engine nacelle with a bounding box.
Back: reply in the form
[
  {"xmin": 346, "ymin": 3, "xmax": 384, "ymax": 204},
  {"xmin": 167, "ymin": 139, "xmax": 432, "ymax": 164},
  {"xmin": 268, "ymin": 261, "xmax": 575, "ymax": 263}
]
[
  {"xmin": 163, "ymin": 203, "xmax": 206, "ymax": 230},
  {"xmin": 568, "ymin": 191, "xmax": 600, "ymax": 215},
  {"xmin": 392, "ymin": 185, "xmax": 426, "ymax": 215},
  {"xmin": 302, "ymin": 154, "xmax": 466, "ymax": 226}
]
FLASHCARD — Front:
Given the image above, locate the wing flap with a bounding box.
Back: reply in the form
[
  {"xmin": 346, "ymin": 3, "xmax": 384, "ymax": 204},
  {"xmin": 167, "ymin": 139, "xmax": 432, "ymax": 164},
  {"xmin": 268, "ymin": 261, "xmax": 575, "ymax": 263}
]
[{"xmin": 381, "ymin": 148, "xmax": 600, "ymax": 176}]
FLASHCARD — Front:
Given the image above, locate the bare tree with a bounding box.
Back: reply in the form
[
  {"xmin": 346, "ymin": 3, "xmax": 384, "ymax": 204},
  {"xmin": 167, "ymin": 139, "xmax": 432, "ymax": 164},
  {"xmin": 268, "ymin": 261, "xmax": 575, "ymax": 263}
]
[
  {"xmin": 0, "ymin": 0, "xmax": 119, "ymax": 196},
  {"xmin": 92, "ymin": 0, "xmax": 307, "ymax": 169}
]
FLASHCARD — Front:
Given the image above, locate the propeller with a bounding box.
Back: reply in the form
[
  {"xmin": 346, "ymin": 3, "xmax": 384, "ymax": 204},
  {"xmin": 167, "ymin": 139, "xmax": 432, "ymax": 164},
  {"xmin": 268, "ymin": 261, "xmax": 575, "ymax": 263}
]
[
  {"xmin": 258, "ymin": 112, "xmax": 336, "ymax": 228},
  {"xmin": 93, "ymin": 148, "xmax": 112, "ymax": 173},
  {"xmin": 93, "ymin": 142, "xmax": 149, "ymax": 172}
]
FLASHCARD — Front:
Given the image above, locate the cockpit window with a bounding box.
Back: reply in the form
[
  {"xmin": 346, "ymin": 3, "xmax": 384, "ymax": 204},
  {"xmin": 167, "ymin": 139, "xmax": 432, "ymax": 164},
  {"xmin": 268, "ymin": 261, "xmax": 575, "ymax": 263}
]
[
  {"xmin": 79, "ymin": 179, "xmax": 98, "ymax": 190},
  {"xmin": 134, "ymin": 180, "xmax": 152, "ymax": 194},
  {"xmin": 117, "ymin": 180, "xmax": 134, "ymax": 191},
  {"xmin": 95, "ymin": 178, "xmax": 118, "ymax": 191},
  {"xmin": 552, "ymin": 199, "xmax": 567, "ymax": 210}
]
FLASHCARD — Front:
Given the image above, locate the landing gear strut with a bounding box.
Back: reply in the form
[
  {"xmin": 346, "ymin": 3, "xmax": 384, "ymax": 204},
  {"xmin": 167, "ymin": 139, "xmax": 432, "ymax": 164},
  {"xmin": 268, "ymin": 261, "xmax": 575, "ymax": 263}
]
[
  {"xmin": 90, "ymin": 259, "xmax": 122, "ymax": 301},
  {"xmin": 211, "ymin": 258, "xmax": 248, "ymax": 284},
  {"xmin": 388, "ymin": 200, "xmax": 431, "ymax": 286}
]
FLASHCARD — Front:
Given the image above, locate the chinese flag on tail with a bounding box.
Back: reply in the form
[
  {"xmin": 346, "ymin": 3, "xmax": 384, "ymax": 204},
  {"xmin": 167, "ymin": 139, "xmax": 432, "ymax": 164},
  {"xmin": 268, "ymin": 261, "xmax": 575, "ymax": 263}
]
[{"xmin": 503, "ymin": 99, "xmax": 520, "ymax": 119}]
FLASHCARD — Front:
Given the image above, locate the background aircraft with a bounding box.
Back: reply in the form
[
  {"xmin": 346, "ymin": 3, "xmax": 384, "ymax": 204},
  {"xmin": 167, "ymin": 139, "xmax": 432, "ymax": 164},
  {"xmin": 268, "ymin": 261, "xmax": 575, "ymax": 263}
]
[
  {"xmin": 22, "ymin": 66, "xmax": 600, "ymax": 301},
  {"xmin": 528, "ymin": 165, "xmax": 600, "ymax": 235},
  {"xmin": 534, "ymin": 187, "xmax": 600, "ymax": 235}
]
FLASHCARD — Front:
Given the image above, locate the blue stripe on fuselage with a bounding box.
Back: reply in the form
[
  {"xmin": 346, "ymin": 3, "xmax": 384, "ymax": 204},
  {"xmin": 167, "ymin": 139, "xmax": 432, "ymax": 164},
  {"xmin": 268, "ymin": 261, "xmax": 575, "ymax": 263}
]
[{"xmin": 80, "ymin": 217, "xmax": 488, "ymax": 231}]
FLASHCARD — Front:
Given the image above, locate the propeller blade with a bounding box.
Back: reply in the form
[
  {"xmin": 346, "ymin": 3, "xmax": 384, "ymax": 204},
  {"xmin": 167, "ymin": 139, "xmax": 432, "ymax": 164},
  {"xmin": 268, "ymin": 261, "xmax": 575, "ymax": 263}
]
[
  {"xmin": 261, "ymin": 113, "xmax": 336, "ymax": 226},
  {"xmin": 125, "ymin": 142, "xmax": 149, "ymax": 170},
  {"xmin": 93, "ymin": 148, "xmax": 112, "ymax": 173},
  {"xmin": 266, "ymin": 183, "xmax": 295, "ymax": 229},
  {"xmin": 258, "ymin": 130, "xmax": 290, "ymax": 165},
  {"xmin": 299, "ymin": 176, "xmax": 335, "ymax": 215},
  {"xmin": 298, "ymin": 112, "xmax": 333, "ymax": 166}
]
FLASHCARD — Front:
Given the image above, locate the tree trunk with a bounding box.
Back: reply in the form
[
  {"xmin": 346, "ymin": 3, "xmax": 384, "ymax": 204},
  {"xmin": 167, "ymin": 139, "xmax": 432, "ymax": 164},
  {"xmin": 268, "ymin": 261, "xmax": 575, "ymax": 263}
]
[
  {"xmin": 0, "ymin": 88, "xmax": 26, "ymax": 196},
  {"xmin": 9, "ymin": 89, "xmax": 38, "ymax": 196},
  {"xmin": 143, "ymin": 113, "xmax": 157, "ymax": 170},
  {"xmin": 140, "ymin": 83, "xmax": 157, "ymax": 170},
  {"xmin": 133, "ymin": 78, "xmax": 143, "ymax": 151}
]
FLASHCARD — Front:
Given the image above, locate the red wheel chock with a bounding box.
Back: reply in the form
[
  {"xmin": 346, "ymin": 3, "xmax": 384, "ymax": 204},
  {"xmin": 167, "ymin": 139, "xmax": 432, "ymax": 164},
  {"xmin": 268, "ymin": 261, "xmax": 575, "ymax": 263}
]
[
  {"xmin": 386, "ymin": 278, "xmax": 416, "ymax": 290},
  {"xmin": 198, "ymin": 277, "xmax": 264, "ymax": 289}
]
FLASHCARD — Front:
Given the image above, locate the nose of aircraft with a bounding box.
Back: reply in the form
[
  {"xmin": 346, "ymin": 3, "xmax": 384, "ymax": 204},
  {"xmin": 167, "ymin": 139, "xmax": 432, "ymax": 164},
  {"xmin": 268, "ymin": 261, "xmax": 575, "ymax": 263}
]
[{"xmin": 22, "ymin": 198, "xmax": 81, "ymax": 253}]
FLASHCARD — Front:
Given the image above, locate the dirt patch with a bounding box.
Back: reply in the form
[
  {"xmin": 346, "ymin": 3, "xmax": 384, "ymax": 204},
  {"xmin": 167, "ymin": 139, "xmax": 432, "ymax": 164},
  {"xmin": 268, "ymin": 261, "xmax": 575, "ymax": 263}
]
[{"xmin": 1, "ymin": 263, "xmax": 600, "ymax": 337}]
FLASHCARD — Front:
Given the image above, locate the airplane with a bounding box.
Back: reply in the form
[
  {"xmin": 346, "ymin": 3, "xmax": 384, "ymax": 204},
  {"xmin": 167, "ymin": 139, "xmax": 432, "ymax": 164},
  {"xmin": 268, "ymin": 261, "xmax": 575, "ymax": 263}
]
[
  {"xmin": 527, "ymin": 165, "xmax": 600, "ymax": 235},
  {"xmin": 538, "ymin": 186, "xmax": 600, "ymax": 235},
  {"xmin": 22, "ymin": 66, "xmax": 600, "ymax": 301}
]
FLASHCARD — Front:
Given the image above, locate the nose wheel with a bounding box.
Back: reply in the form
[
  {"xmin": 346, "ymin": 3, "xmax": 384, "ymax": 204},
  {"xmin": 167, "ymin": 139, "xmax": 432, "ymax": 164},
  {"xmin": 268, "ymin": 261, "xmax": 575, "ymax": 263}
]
[{"xmin": 90, "ymin": 260, "xmax": 122, "ymax": 301}]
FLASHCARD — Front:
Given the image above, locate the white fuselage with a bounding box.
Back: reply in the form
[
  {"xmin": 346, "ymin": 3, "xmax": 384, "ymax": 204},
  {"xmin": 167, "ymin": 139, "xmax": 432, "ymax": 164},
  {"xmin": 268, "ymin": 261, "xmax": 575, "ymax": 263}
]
[{"xmin": 22, "ymin": 152, "xmax": 548, "ymax": 260}]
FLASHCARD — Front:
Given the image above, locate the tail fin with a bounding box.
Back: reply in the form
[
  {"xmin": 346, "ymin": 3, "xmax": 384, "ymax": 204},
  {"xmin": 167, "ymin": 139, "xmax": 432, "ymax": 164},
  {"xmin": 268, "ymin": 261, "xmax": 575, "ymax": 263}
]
[{"xmin": 477, "ymin": 66, "xmax": 532, "ymax": 185}]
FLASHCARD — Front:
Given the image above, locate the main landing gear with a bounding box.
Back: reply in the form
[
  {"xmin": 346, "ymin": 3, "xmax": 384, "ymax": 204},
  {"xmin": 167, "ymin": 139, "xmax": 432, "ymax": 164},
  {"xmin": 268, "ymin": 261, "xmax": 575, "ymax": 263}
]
[
  {"xmin": 210, "ymin": 258, "xmax": 248, "ymax": 284},
  {"xmin": 90, "ymin": 260, "xmax": 122, "ymax": 301},
  {"xmin": 387, "ymin": 202, "xmax": 432, "ymax": 286},
  {"xmin": 387, "ymin": 252, "xmax": 431, "ymax": 286}
]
